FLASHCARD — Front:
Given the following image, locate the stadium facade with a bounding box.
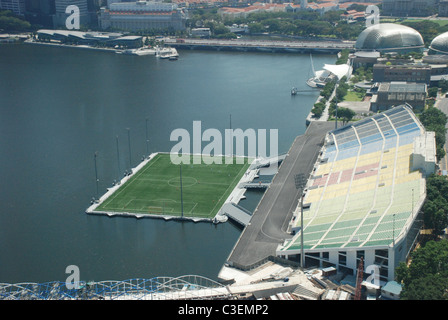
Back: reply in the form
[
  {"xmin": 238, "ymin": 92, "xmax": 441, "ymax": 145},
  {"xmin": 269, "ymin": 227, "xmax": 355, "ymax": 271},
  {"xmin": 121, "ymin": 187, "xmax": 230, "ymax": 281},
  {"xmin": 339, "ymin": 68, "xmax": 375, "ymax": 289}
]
[
  {"xmin": 355, "ymin": 23, "xmax": 425, "ymax": 53},
  {"xmin": 277, "ymin": 106, "xmax": 436, "ymax": 283},
  {"xmin": 429, "ymin": 31, "xmax": 448, "ymax": 55}
]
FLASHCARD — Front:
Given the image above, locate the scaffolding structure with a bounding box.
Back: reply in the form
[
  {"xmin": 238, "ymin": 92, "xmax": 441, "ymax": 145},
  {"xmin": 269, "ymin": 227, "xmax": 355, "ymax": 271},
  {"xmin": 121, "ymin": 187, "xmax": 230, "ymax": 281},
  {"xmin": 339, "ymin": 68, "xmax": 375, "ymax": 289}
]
[{"xmin": 0, "ymin": 275, "xmax": 232, "ymax": 300}]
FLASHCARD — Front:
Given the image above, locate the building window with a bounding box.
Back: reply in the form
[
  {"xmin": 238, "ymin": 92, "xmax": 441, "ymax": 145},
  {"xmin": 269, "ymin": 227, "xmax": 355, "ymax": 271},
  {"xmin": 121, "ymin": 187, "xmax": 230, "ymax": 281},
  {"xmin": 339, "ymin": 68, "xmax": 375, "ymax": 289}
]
[{"xmin": 338, "ymin": 251, "xmax": 347, "ymax": 266}]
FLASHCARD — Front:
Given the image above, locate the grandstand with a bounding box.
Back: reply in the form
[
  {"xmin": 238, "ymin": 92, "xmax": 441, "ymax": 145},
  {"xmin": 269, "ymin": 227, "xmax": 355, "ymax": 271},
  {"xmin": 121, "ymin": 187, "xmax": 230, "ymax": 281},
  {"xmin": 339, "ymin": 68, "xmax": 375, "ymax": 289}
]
[{"xmin": 277, "ymin": 105, "xmax": 436, "ymax": 283}]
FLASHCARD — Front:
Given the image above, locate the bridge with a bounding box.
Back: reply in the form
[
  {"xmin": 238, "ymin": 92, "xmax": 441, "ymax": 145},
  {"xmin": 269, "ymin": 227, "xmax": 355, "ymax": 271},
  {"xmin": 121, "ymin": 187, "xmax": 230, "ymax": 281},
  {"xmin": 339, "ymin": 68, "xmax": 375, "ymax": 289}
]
[
  {"xmin": 239, "ymin": 181, "xmax": 271, "ymax": 189},
  {"xmin": 220, "ymin": 202, "xmax": 252, "ymax": 227},
  {"xmin": 249, "ymin": 153, "xmax": 287, "ymax": 170},
  {"xmin": 0, "ymin": 276, "xmax": 232, "ymax": 300},
  {"xmin": 165, "ymin": 39, "xmax": 355, "ymax": 54}
]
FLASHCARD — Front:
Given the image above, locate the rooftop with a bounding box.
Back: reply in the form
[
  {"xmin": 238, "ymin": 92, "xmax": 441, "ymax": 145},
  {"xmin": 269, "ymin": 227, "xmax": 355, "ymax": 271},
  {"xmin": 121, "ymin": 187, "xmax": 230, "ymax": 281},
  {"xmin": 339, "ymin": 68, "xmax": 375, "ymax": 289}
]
[{"xmin": 378, "ymin": 82, "xmax": 427, "ymax": 93}]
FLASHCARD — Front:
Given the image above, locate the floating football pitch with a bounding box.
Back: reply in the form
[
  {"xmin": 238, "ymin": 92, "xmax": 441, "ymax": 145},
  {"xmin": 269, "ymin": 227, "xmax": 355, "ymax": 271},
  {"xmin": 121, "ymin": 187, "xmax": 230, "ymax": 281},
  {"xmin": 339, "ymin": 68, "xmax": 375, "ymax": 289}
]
[{"xmin": 94, "ymin": 153, "xmax": 251, "ymax": 219}]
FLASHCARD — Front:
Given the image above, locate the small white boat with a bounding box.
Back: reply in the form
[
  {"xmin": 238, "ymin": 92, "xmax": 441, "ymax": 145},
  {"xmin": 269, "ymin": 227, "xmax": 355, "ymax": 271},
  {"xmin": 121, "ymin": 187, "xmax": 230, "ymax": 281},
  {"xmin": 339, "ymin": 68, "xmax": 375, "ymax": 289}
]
[{"xmin": 158, "ymin": 47, "xmax": 179, "ymax": 59}]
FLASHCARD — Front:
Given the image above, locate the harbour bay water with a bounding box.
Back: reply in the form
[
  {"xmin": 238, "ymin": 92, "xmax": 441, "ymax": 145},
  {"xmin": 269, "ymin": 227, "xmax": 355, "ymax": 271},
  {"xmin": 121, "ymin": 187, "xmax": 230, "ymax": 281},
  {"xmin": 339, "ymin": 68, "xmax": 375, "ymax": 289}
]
[{"xmin": 0, "ymin": 43, "xmax": 335, "ymax": 283}]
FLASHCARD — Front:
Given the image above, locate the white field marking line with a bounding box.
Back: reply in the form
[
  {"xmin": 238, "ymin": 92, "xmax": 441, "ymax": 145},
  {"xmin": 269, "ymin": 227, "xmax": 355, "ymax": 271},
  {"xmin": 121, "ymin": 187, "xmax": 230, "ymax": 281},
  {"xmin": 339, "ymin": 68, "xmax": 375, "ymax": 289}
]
[
  {"xmin": 100, "ymin": 155, "xmax": 162, "ymax": 208},
  {"xmin": 208, "ymin": 162, "xmax": 249, "ymax": 216},
  {"xmin": 105, "ymin": 200, "xmax": 197, "ymax": 214},
  {"xmin": 189, "ymin": 202, "xmax": 198, "ymax": 214}
]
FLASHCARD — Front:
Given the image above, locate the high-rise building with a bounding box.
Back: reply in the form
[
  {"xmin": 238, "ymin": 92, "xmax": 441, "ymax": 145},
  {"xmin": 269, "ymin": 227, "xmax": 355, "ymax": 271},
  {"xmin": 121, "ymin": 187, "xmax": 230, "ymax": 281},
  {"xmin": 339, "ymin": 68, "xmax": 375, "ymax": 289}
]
[
  {"xmin": 53, "ymin": 0, "xmax": 89, "ymax": 27},
  {"xmin": 1, "ymin": 0, "xmax": 26, "ymax": 15},
  {"xmin": 382, "ymin": 0, "xmax": 439, "ymax": 17}
]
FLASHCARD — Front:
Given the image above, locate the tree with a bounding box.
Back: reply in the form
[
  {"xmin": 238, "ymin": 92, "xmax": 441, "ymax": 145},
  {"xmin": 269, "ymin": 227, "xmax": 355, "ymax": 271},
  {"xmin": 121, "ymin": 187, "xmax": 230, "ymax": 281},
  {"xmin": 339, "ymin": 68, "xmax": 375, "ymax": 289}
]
[
  {"xmin": 0, "ymin": 10, "xmax": 31, "ymax": 32},
  {"xmin": 311, "ymin": 102, "xmax": 325, "ymax": 118},
  {"xmin": 419, "ymin": 107, "xmax": 448, "ymax": 161},
  {"xmin": 428, "ymin": 87, "xmax": 439, "ymax": 98},
  {"xmin": 248, "ymin": 22, "xmax": 265, "ymax": 34},
  {"xmin": 423, "ymin": 175, "xmax": 448, "ymax": 234},
  {"xmin": 335, "ymin": 107, "xmax": 356, "ymax": 125},
  {"xmin": 396, "ymin": 240, "xmax": 448, "ymax": 300}
]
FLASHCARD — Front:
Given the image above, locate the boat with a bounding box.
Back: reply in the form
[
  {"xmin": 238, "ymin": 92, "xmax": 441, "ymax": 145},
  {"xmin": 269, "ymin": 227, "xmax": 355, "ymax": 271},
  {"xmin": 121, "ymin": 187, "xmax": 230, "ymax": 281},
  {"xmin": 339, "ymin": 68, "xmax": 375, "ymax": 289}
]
[
  {"xmin": 132, "ymin": 47, "xmax": 158, "ymax": 56},
  {"xmin": 291, "ymin": 87, "xmax": 298, "ymax": 95},
  {"xmin": 157, "ymin": 47, "xmax": 179, "ymax": 59}
]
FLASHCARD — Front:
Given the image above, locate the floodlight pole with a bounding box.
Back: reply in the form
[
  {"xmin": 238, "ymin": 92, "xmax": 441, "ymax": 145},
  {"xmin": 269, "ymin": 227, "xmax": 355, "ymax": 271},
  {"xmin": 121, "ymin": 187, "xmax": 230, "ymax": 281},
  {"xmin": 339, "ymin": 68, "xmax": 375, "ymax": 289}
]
[
  {"xmin": 180, "ymin": 164, "xmax": 184, "ymax": 218},
  {"xmin": 335, "ymin": 81, "xmax": 339, "ymax": 130},
  {"xmin": 301, "ymin": 192, "xmax": 304, "ymax": 268},
  {"xmin": 392, "ymin": 213, "xmax": 396, "ymax": 247},
  {"xmin": 116, "ymin": 135, "xmax": 121, "ymax": 184},
  {"xmin": 229, "ymin": 114, "xmax": 232, "ymax": 157},
  {"xmin": 294, "ymin": 173, "xmax": 306, "ymax": 269},
  {"xmin": 127, "ymin": 128, "xmax": 132, "ymax": 168},
  {"xmin": 145, "ymin": 118, "xmax": 149, "ymax": 158},
  {"xmin": 94, "ymin": 151, "xmax": 99, "ymax": 200}
]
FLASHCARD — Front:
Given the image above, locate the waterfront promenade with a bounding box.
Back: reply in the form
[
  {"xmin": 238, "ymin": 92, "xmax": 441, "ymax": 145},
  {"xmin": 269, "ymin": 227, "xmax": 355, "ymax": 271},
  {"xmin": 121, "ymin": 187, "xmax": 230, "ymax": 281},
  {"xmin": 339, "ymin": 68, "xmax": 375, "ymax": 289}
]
[
  {"xmin": 223, "ymin": 121, "xmax": 335, "ymax": 272},
  {"xmin": 165, "ymin": 38, "xmax": 355, "ymax": 54}
]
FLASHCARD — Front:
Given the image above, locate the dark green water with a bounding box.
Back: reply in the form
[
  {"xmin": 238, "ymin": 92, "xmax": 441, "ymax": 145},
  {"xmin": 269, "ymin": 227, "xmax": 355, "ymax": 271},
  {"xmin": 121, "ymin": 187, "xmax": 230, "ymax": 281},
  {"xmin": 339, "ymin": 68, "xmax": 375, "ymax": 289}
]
[{"xmin": 0, "ymin": 43, "xmax": 335, "ymax": 283}]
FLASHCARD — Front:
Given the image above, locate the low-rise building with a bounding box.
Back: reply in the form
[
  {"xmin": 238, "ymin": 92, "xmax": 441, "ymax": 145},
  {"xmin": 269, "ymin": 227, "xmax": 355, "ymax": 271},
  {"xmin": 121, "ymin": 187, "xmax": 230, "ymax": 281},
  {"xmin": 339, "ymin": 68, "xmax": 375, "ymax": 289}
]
[
  {"xmin": 370, "ymin": 82, "xmax": 427, "ymax": 112},
  {"xmin": 100, "ymin": 1, "xmax": 187, "ymax": 32},
  {"xmin": 373, "ymin": 64, "xmax": 431, "ymax": 85},
  {"xmin": 36, "ymin": 29, "xmax": 143, "ymax": 48},
  {"xmin": 380, "ymin": 281, "xmax": 402, "ymax": 300},
  {"xmin": 190, "ymin": 27, "xmax": 211, "ymax": 38}
]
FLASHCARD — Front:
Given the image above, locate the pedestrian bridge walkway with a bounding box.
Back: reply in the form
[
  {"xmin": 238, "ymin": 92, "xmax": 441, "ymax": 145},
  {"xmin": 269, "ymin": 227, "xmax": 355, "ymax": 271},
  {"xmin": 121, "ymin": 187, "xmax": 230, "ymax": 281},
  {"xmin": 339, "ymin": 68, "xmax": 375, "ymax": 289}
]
[
  {"xmin": 221, "ymin": 202, "xmax": 252, "ymax": 227},
  {"xmin": 239, "ymin": 181, "xmax": 271, "ymax": 189},
  {"xmin": 249, "ymin": 153, "xmax": 287, "ymax": 170}
]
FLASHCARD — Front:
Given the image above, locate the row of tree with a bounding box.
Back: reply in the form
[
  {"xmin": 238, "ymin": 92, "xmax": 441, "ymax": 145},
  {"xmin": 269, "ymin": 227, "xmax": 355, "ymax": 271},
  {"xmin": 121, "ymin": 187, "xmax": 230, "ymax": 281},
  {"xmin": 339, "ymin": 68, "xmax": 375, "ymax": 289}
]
[
  {"xmin": 188, "ymin": 6, "xmax": 367, "ymax": 40},
  {"xmin": 396, "ymin": 174, "xmax": 448, "ymax": 299},
  {"xmin": 311, "ymin": 78, "xmax": 357, "ymax": 124},
  {"xmin": 419, "ymin": 106, "xmax": 447, "ymax": 161},
  {"xmin": 396, "ymin": 239, "xmax": 448, "ymax": 300},
  {"xmin": 0, "ymin": 10, "xmax": 31, "ymax": 32}
]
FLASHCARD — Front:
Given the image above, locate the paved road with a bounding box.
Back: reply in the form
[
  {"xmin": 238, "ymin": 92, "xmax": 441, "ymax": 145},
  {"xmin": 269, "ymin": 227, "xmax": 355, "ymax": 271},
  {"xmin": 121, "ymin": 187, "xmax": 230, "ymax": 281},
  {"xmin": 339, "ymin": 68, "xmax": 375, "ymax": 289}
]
[{"xmin": 226, "ymin": 121, "xmax": 335, "ymax": 270}]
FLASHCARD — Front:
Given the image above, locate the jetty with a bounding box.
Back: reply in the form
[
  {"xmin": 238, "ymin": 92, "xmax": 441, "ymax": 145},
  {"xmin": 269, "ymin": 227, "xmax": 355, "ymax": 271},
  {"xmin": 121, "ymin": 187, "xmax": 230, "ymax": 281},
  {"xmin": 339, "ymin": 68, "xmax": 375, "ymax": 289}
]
[{"xmin": 221, "ymin": 121, "xmax": 335, "ymax": 274}]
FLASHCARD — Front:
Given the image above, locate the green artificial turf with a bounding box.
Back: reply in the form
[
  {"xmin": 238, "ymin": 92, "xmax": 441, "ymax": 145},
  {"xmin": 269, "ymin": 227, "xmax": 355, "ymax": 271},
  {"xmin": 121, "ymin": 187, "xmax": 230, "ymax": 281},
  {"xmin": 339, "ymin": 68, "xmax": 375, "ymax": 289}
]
[{"xmin": 95, "ymin": 153, "xmax": 251, "ymax": 219}]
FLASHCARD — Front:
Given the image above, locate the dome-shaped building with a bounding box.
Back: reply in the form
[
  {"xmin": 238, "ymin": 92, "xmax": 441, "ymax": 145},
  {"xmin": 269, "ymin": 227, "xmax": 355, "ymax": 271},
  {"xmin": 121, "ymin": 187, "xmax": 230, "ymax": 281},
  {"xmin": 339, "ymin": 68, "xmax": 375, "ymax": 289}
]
[
  {"xmin": 355, "ymin": 23, "xmax": 424, "ymax": 53},
  {"xmin": 429, "ymin": 32, "xmax": 448, "ymax": 54}
]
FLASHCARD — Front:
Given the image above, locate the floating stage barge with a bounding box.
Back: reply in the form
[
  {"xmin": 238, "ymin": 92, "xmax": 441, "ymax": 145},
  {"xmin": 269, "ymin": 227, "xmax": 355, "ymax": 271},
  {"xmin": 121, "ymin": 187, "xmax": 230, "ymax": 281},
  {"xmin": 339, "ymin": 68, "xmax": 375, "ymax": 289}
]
[{"xmin": 86, "ymin": 152, "xmax": 284, "ymax": 224}]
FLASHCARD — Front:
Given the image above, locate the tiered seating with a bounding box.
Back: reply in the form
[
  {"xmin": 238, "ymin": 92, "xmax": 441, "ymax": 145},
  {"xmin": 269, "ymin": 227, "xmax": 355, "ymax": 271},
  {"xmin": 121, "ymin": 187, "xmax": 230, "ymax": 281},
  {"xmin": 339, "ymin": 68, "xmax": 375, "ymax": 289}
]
[{"xmin": 281, "ymin": 105, "xmax": 426, "ymax": 253}]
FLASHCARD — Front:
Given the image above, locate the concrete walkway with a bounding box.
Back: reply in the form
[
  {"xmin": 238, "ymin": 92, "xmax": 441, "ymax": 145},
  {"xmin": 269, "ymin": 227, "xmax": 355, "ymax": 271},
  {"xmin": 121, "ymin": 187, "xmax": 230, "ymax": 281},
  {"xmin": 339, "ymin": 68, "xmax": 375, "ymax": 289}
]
[{"xmin": 224, "ymin": 121, "xmax": 335, "ymax": 271}]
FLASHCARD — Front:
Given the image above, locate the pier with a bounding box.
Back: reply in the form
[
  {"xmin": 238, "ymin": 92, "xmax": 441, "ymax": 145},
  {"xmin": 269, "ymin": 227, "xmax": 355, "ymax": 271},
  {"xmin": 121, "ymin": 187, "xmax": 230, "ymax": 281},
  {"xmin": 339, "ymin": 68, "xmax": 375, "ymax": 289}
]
[
  {"xmin": 221, "ymin": 121, "xmax": 335, "ymax": 274},
  {"xmin": 165, "ymin": 38, "xmax": 355, "ymax": 54}
]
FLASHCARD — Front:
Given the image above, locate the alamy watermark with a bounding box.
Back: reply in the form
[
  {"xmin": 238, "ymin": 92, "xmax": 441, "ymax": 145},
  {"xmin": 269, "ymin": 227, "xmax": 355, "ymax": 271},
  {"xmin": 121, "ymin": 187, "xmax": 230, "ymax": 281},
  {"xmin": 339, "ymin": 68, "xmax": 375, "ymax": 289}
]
[
  {"xmin": 65, "ymin": 265, "xmax": 81, "ymax": 289},
  {"xmin": 169, "ymin": 121, "xmax": 278, "ymax": 168},
  {"xmin": 366, "ymin": 5, "xmax": 380, "ymax": 27},
  {"xmin": 65, "ymin": 5, "xmax": 80, "ymax": 30}
]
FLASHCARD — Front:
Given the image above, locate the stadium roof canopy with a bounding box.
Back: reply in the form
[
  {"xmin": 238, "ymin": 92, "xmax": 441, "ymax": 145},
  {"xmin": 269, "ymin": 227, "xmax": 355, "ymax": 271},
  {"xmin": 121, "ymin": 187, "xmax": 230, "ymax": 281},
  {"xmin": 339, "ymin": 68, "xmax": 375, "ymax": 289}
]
[
  {"xmin": 355, "ymin": 23, "xmax": 424, "ymax": 52},
  {"xmin": 429, "ymin": 31, "xmax": 448, "ymax": 54}
]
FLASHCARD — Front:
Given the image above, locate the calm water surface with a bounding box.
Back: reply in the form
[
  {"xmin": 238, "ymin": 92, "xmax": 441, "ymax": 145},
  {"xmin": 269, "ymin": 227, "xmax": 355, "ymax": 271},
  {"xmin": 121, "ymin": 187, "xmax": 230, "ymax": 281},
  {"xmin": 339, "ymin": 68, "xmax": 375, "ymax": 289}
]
[{"xmin": 0, "ymin": 43, "xmax": 335, "ymax": 283}]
